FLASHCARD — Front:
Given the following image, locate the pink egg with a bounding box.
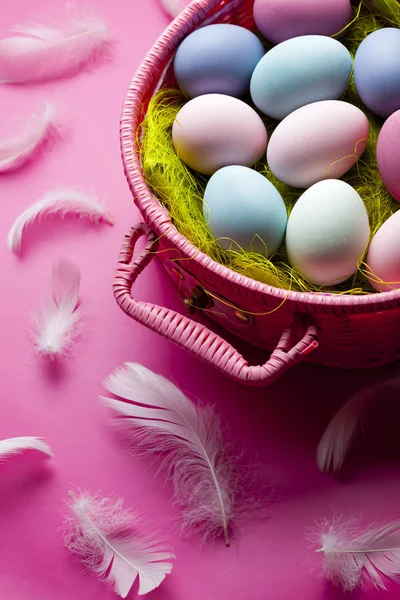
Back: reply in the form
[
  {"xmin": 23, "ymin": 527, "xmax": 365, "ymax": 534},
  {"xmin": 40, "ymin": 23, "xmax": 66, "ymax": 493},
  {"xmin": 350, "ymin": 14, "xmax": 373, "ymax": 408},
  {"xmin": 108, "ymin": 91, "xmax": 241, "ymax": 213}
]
[
  {"xmin": 377, "ymin": 110, "xmax": 400, "ymax": 202},
  {"xmin": 172, "ymin": 94, "xmax": 268, "ymax": 175},
  {"xmin": 267, "ymin": 100, "xmax": 369, "ymax": 188},
  {"xmin": 253, "ymin": 0, "xmax": 352, "ymax": 44},
  {"xmin": 366, "ymin": 211, "xmax": 400, "ymax": 292}
]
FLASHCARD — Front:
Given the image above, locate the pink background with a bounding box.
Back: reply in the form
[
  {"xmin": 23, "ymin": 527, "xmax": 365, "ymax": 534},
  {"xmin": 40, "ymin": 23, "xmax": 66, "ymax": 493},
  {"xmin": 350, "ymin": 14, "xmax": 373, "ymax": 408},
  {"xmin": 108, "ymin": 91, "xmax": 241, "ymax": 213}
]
[{"xmin": 0, "ymin": 1, "xmax": 399, "ymax": 599}]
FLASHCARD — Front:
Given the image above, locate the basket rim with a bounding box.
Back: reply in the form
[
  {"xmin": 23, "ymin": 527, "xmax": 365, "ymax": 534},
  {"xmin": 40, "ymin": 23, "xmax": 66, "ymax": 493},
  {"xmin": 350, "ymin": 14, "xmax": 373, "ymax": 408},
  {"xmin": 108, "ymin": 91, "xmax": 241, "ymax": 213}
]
[{"xmin": 120, "ymin": 0, "xmax": 400, "ymax": 313}]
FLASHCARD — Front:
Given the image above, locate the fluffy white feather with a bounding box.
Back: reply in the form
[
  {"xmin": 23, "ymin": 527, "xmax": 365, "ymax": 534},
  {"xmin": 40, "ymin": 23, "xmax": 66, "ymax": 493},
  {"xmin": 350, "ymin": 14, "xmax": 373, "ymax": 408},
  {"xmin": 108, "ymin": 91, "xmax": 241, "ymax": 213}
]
[
  {"xmin": 0, "ymin": 436, "xmax": 53, "ymax": 459},
  {"xmin": 64, "ymin": 490, "xmax": 174, "ymax": 597},
  {"xmin": 7, "ymin": 189, "xmax": 112, "ymax": 253},
  {"xmin": 0, "ymin": 103, "xmax": 60, "ymax": 173},
  {"xmin": 101, "ymin": 363, "xmax": 236, "ymax": 546},
  {"xmin": 160, "ymin": 0, "xmax": 184, "ymax": 18},
  {"xmin": 318, "ymin": 517, "xmax": 400, "ymax": 591},
  {"xmin": 33, "ymin": 258, "xmax": 82, "ymax": 358},
  {"xmin": 0, "ymin": 8, "xmax": 110, "ymax": 83}
]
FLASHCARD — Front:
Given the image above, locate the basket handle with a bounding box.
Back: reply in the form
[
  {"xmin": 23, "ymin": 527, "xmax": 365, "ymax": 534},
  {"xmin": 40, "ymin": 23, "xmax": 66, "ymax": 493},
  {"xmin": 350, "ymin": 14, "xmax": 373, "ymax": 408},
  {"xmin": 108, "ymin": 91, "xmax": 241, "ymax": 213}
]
[{"xmin": 114, "ymin": 224, "xmax": 319, "ymax": 386}]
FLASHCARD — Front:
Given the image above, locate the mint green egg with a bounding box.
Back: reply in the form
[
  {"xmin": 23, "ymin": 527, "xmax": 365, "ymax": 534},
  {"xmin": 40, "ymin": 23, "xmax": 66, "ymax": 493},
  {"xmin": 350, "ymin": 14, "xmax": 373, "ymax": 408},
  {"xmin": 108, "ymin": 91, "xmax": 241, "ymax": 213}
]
[{"xmin": 203, "ymin": 166, "xmax": 287, "ymax": 256}]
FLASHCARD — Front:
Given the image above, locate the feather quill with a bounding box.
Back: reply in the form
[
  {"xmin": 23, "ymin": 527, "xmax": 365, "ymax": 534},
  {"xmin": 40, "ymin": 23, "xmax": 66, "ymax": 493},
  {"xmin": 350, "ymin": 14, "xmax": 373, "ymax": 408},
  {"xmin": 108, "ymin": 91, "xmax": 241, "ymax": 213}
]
[
  {"xmin": 33, "ymin": 258, "xmax": 82, "ymax": 358},
  {"xmin": 317, "ymin": 517, "xmax": 400, "ymax": 591},
  {"xmin": 317, "ymin": 377, "xmax": 400, "ymax": 473},
  {"xmin": 0, "ymin": 103, "xmax": 60, "ymax": 173},
  {"xmin": 0, "ymin": 8, "xmax": 110, "ymax": 83},
  {"xmin": 7, "ymin": 189, "xmax": 112, "ymax": 253},
  {"xmin": 101, "ymin": 363, "xmax": 236, "ymax": 546},
  {"xmin": 0, "ymin": 436, "xmax": 53, "ymax": 459},
  {"xmin": 160, "ymin": 0, "xmax": 184, "ymax": 18},
  {"xmin": 64, "ymin": 490, "xmax": 174, "ymax": 597}
]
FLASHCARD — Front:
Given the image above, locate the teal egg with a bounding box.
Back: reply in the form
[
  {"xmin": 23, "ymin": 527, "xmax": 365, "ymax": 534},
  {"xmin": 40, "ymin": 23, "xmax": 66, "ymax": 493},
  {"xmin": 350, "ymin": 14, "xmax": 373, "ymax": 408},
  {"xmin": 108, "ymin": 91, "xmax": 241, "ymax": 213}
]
[
  {"xmin": 203, "ymin": 166, "xmax": 287, "ymax": 256},
  {"xmin": 250, "ymin": 35, "xmax": 352, "ymax": 119}
]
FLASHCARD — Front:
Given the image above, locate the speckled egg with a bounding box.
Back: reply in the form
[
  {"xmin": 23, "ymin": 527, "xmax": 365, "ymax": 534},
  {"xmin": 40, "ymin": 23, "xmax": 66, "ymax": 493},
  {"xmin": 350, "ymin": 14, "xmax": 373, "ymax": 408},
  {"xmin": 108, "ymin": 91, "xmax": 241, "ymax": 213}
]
[
  {"xmin": 377, "ymin": 109, "xmax": 400, "ymax": 201},
  {"xmin": 250, "ymin": 35, "xmax": 352, "ymax": 120},
  {"xmin": 203, "ymin": 166, "xmax": 287, "ymax": 256},
  {"xmin": 286, "ymin": 179, "xmax": 370, "ymax": 286},
  {"xmin": 354, "ymin": 28, "xmax": 400, "ymax": 118},
  {"xmin": 366, "ymin": 211, "xmax": 400, "ymax": 291},
  {"xmin": 267, "ymin": 100, "xmax": 369, "ymax": 188},
  {"xmin": 172, "ymin": 94, "xmax": 268, "ymax": 176},
  {"xmin": 173, "ymin": 24, "xmax": 265, "ymax": 99},
  {"xmin": 253, "ymin": 0, "xmax": 352, "ymax": 44}
]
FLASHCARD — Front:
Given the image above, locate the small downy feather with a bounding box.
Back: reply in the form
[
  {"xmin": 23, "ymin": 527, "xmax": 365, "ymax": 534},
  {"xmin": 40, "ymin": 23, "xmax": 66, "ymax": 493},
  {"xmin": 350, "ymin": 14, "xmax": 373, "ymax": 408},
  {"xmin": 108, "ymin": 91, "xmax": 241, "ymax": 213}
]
[
  {"xmin": 0, "ymin": 436, "xmax": 53, "ymax": 459},
  {"xmin": 160, "ymin": 0, "xmax": 185, "ymax": 18},
  {"xmin": 101, "ymin": 363, "xmax": 236, "ymax": 546},
  {"xmin": 317, "ymin": 377, "xmax": 400, "ymax": 473},
  {"xmin": 317, "ymin": 517, "xmax": 400, "ymax": 591},
  {"xmin": 0, "ymin": 7, "xmax": 110, "ymax": 83},
  {"xmin": 64, "ymin": 490, "xmax": 174, "ymax": 597},
  {"xmin": 33, "ymin": 258, "xmax": 82, "ymax": 359},
  {"xmin": 7, "ymin": 189, "xmax": 113, "ymax": 253},
  {"xmin": 0, "ymin": 103, "xmax": 60, "ymax": 173}
]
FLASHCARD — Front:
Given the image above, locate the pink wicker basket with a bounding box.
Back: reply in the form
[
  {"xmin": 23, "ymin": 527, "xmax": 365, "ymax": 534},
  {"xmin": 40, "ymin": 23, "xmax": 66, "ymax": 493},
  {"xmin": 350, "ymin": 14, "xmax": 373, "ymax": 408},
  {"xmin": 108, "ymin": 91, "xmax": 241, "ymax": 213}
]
[{"xmin": 115, "ymin": 0, "xmax": 400, "ymax": 386}]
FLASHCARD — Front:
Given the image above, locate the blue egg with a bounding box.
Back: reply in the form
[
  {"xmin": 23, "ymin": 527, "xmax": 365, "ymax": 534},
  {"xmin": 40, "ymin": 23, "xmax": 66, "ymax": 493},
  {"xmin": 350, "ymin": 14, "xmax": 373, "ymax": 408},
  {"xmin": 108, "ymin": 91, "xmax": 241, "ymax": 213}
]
[
  {"xmin": 250, "ymin": 35, "xmax": 352, "ymax": 120},
  {"xmin": 173, "ymin": 24, "xmax": 265, "ymax": 99},
  {"xmin": 354, "ymin": 28, "xmax": 400, "ymax": 118},
  {"xmin": 203, "ymin": 166, "xmax": 287, "ymax": 256}
]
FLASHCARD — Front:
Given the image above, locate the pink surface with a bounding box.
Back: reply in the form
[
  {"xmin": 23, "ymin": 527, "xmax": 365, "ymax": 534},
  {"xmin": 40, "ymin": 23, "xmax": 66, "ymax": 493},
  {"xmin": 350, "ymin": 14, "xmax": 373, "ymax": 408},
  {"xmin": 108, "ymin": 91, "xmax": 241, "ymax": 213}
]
[{"xmin": 1, "ymin": 2, "xmax": 400, "ymax": 599}]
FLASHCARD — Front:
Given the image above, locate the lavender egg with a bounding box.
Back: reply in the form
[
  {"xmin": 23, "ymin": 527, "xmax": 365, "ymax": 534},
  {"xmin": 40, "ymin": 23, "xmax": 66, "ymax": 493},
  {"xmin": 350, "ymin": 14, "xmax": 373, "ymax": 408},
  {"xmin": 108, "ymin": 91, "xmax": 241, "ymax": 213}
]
[
  {"xmin": 173, "ymin": 24, "xmax": 265, "ymax": 99},
  {"xmin": 377, "ymin": 109, "xmax": 400, "ymax": 202}
]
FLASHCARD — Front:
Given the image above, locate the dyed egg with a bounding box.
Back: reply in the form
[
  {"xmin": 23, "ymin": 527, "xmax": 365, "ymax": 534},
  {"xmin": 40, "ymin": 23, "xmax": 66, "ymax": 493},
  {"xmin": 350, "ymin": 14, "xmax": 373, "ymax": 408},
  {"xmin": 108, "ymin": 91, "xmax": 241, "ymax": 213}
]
[
  {"xmin": 250, "ymin": 36, "xmax": 352, "ymax": 120},
  {"xmin": 173, "ymin": 24, "xmax": 265, "ymax": 99},
  {"xmin": 203, "ymin": 166, "xmax": 287, "ymax": 256},
  {"xmin": 366, "ymin": 211, "xmax": 400, "ymax": 291},
  {"xmin": 253, "ymin": 0, "xmax": 352, "ymax": 44},
  {"xmin": 354, "ymin": 29, "xmax": 400, "ymax": 118},
  {"xmin": 267, "ymin": 100, "xmax": 369, "ymax": 188},
  {"xmin": 286, "ymin": 180, "xmax": 370, "ymax": 286},
  {"xmin": 377, "ymin": 110, "xmax": 400, "ymax": 201},
  {"xmin": 172, "ymin": 94, "xmax": 268, "ymax": 176}
]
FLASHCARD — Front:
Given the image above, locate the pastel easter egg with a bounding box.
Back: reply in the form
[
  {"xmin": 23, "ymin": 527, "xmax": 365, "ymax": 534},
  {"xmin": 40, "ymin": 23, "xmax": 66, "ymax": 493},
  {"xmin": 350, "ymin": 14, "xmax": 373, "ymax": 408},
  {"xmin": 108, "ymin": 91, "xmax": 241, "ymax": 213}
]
[
  {"xmin": 174, "ymin": 24, "xmax": 265, "ymax": 99},
  {"xmin": 267, "ymin": 100, "xmax": 369, "ymax": 188},
  {"xmin": 286, "ymin": 179, "xmax": 370, "ymax": 286},
  {"xmin": 366, "ymin": 211, "xmax": 400, "ymax": 291},
  {"xmin": 172, "ymin": 94, "xmax": 268, "ymax": 176},
  {"xmin": 203, "ymin": 166, "xmax": 287, "ymax": 256},
  {"xmin": 250, "ymin": 35, "xmax": 352, "ymax": 120},
  {"xmin": 377, "ymin": 109, "xmax": 400, "ymax": 201},
  {"xmin": 354, "ymin": 28, "xmax": 400, "ymax": 118},
  {"xmin": 253, "ymin": 0, "xmax": 352, "ymax": 44}
]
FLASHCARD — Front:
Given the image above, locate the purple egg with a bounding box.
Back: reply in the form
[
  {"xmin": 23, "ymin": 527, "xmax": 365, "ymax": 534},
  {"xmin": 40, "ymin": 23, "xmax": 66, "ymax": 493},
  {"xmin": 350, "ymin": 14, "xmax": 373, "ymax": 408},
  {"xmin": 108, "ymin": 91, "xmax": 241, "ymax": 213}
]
[
  {"xmin": 354, "ymin": 28, "xmax": 400, "ymax": 118},
  {"xmin": 377, "ymin": 109, "xmax": 400, "ymax": 202}
]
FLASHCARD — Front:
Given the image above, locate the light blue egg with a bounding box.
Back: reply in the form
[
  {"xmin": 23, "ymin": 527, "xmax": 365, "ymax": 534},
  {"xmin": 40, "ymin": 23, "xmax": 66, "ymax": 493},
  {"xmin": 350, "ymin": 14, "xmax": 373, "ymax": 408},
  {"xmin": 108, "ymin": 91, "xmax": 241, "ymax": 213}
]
[
  {"xmin": 203, "ymin": 166, "xmax": 287, "ymax": 256},
  {"xmin": 354, "ymin": 28, "xmax": 400, "ymax": 118},
  {"xmin": 174, "ymin": 24, "xmax": 265, "ymax": 99},
  {"xmin": 250, "ymin": 35, "xmax": 352, "ymax": 120}
]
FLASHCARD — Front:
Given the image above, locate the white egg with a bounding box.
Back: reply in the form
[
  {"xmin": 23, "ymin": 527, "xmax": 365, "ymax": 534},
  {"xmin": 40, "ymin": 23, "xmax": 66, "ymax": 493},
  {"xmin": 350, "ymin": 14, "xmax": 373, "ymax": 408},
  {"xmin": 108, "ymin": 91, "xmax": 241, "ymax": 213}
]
[{"xmin": 286, "ymin": 179, "xmax": 370, "ymax": 286}]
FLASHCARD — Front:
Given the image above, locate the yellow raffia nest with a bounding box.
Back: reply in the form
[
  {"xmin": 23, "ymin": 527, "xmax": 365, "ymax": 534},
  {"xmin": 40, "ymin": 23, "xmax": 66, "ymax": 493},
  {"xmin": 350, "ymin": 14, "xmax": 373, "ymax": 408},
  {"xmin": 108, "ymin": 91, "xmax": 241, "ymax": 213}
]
[{"xmin": 140, "ymin": 0, "xmax": 400, "ymax": 294}]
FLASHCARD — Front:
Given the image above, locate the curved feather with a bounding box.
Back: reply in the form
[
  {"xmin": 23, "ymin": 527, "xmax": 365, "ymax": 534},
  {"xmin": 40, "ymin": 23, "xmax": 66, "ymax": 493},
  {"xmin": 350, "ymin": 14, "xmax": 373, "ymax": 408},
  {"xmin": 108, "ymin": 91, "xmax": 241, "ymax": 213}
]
[
  {"xmin": 160, "ymin": 0, "xmax": 184, "ymax": 18},
  {"xmin": 0, "ymin": 436, "xmax": 53, "ymax": 459},
  {"xmin": 318, "ymin": 518, "xmax": 400, "ymax": 591},
  {"xmin": 0, "ymin": 10, "xmax": 110, "ymax": 83},
  {"xmin": 64, "ymin": 491, "xmax": 174, "ymax": 597},
  {"xmin": 102, "ymin": 363, "xmax": 235, "ymax": 545},
  {"xmin": 0, "ymin": 103, "xmax": 60, "ymax": 173},
  {"xmin": 7, "ymin": 189, "xmax": 112, "ymax": 253}
]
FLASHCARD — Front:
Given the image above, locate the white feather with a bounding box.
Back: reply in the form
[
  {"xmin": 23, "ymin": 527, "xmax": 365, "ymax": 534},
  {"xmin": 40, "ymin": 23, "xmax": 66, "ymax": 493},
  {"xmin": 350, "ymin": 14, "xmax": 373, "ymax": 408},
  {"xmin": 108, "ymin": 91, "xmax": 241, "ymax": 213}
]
[
  {"xmin": 33, "ymin": 258, "xmax": 82, "ymax": 359},
  {"xmin": 64, "ymin": 491, "xmax": 174, "ymax": 597},
  {"xmin": 0, "ymin": 7, "xmax": 110, "ymax": 83},
  {"xmin": 7, "ymin": 189, "xmax": 112, "ymax": 253},
  {"xmin": 101, "ymin": 363, "xmax": 236, "ymax": 546},
  {"xmin": 160, "ymin": 0, "xmax": 184, "ymax": 18},
  {"xmin": 318, "ymin": 517, "xmax": 400, "ymax": 591},
  {"xmin": 0, "ymin": 436, "xmax": 53, "ymax": 459},
  {"xmin": 0, "ymin": 103, "xmax": 60, "ymax": 173}
]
